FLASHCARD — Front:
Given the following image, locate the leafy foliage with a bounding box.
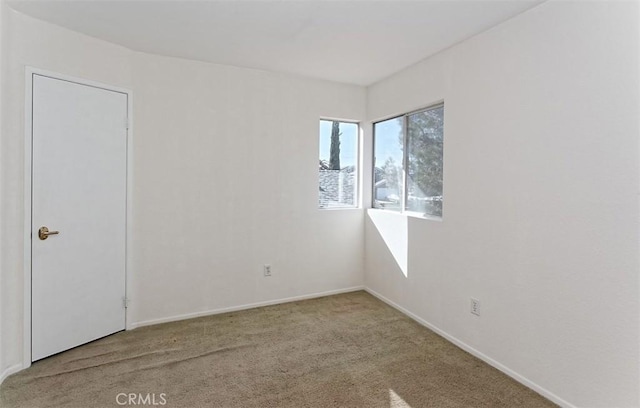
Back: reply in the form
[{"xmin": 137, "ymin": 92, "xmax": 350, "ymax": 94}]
[
  {"xmin": 406, "ymin": 106, "xmax": 444, "ymax": 216},
  {"xmin": 380, "ymin": 157, "xmax": 401, "ymax": 193},
  {"xmin": 373, "ymin": 106, "xmax": 444, "ymax": 216}
]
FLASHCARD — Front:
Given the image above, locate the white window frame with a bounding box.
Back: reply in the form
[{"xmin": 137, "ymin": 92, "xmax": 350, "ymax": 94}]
[
  {"xmin": 318, "ymin": 118, "xmax": 361, "ymax": 210},
  {"xmin": 372, "ymin": 102, "xmax": 444, "ymax": 219}
]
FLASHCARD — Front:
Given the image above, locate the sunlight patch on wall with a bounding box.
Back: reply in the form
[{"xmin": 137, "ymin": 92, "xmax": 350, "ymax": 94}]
[{"xmin": 368, "ymin": 210, "xmax": 408, "ymax": 277}]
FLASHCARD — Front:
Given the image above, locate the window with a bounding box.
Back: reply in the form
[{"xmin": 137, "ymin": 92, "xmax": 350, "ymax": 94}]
[
  {"xmin": 372, "ymin": 117, "xmax": 403, "ymax": 211},
  {"xmin": 318, "ymin": 120, "xmax": 359, "ymax": 208},
  {"xmin": 373, "ymin": 104, "xmax": 444, "ymax": 218}
]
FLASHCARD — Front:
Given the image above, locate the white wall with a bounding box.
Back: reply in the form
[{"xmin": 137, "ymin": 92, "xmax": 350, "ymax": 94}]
[
  {"xmin": 0, "ymin": 9, "xmax": 365, "ymax": 375},
  {"xmin": 365, "ymin": 1, "xmax": 639, "ymax": 407},
  {"xmin": 129, "ymin": 53, "xmax": 365, "ymax": 326}
]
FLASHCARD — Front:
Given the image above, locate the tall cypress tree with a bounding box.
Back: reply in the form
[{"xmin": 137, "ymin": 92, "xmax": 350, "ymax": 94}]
[{"xmin": 329, "ymin": 121, "xmax": 341, "ymax": 170}]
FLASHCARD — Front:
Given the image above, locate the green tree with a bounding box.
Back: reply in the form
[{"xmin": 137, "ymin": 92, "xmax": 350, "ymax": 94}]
[
  {"xmin": 381, "ymin": 157, "xmax": 401, "ymax": 193},
  {"xmin": 406, "ymin": 106, "xmax": 444, "ymax": 215},
  {"xmin": 329, "ymin": 121, "xmax": 341, "ymax": 170}
]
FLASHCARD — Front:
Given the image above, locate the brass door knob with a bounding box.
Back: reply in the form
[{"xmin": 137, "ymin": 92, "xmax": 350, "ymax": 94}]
[{"xmin": 38, "ymin": 226, "xmax": 59, "ymax": 240}]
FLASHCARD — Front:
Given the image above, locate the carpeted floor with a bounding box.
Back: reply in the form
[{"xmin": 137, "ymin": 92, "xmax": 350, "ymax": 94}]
[{"xmin": 0, "ymin": 291, "xmax": 556, "ymax": 408}]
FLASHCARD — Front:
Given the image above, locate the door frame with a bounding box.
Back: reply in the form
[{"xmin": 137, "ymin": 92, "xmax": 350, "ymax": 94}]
[{"xmin": 23, "ymin": 67, "xmax": 134, "ymax": 368}]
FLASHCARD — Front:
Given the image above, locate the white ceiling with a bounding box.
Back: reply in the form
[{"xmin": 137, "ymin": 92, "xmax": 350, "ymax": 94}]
[{"xmin": 8, "ymin": 0, "xmax": 544, "ymax": 86}]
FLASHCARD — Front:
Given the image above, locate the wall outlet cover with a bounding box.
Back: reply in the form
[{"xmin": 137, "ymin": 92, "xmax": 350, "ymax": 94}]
[{"xmin": 470, "ymin": 298, "xmax": 480, "ymax": 316}]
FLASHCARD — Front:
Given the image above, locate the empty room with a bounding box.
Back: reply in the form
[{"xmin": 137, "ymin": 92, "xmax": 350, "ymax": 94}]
[{"xmin": 0, "ymin": 0, "xmax": 638, "ymax": 407}]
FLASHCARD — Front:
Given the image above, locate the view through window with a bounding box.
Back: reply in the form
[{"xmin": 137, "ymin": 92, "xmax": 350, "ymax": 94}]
[
  {"xmin": 318, "ymin": 120, "xmax": 359, "ymax": 208},
  {"xmin": 373, "ymin": 104, "xmax": 444, "ymax": 217}
]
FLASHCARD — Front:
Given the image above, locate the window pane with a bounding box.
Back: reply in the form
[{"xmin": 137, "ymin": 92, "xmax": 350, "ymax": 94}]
[
  {"xmin": 406, "ymin": 105, "xmax": 444, "ymax": 217},
  {"xmin": 373, "ymin": 117, "xmax": 403, "ymax": 211},
  {"xmin": 318, "ymin": 120, "xmax": 358, "ymax": 208}
]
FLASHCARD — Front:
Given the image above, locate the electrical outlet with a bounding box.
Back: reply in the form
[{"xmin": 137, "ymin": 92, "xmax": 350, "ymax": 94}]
[
  {"xmin": 470, "ymin": 298, "xmax": 480, "ymax": 316},
  {"xmin": 263, "ymin": 264, "xmax": 272, "ymax": 277}
]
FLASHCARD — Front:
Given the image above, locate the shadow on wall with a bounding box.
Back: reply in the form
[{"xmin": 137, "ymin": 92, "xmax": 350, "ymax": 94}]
[{"xmin": 367, "ymin": 210, "xmax": 408, "ymax": 277}]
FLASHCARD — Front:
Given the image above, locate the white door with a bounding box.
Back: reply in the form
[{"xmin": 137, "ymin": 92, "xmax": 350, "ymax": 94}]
[{"xmin": 31, "ymin": 74, "xmax": 128, "ymax": 361}]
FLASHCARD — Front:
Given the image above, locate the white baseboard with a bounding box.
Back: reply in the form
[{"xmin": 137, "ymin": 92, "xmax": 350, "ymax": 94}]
[
  {"xmin": 364, "ymin": 287, "xmax": 576, "ymax": 408},
  {"xmin": 0, "ymin": 364, "xmax": 24, "ymax": 385},
  {"xmin": 130, "ymin": 286, "xmax": 365, "ymax": 330}
]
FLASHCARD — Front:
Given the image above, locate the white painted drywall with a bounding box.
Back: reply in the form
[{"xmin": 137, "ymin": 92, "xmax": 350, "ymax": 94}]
[
  {"xmin": 365, "ymin": 1, "xmax": 639, "ymax": 407},
  {"xmin": 0, "ymin": 9, "xmax": 365, "ymax": 376},
  {"xmin": 128, "ymin": 52, "xmax": 365, "ymax": 325}
]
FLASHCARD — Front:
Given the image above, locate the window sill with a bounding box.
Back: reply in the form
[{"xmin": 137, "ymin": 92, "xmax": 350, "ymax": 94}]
[
  {"xmin": 368, "ymin": 208, "xmax": 442, "ymax": 222},
  {"xmin": 404, "ymin": 211, "xmax": 442, "ymax": 222}
]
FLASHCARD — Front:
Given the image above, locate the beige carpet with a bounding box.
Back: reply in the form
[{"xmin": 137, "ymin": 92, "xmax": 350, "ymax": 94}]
[{"xmin": 0, "ymin": 291, "xmax": 556, "ymax": 408}]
